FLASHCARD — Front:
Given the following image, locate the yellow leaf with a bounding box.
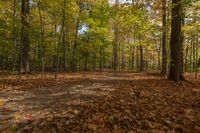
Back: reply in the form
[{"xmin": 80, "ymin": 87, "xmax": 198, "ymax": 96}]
[{"xmin": 0, "ymin": 99, "xmax": 4, "ymax": 106}]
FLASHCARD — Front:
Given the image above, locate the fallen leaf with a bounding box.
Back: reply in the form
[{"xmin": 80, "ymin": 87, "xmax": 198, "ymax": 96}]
[{"xmin": 88, "ymin": 124, "xmax": 97, "ymax": 131}]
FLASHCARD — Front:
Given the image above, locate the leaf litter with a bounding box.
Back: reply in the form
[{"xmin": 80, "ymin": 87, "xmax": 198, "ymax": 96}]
[{"xmin": 0, "ymin": 72, "xmax": 200, "ymax": 133}]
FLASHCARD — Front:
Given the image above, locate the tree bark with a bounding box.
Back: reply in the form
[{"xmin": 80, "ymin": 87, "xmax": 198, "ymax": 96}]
[
  {"xmin": 132, "ymin": 47, "xmax": 135, "ymax": 70},
  {"xmin": 195, "ymin": 35, "xmax": 199, "ymax": 78},
  {"xmin": 21, "ymin": 0, "xmax": 30, "ymax": 74},
  {"xmin": 122, "ymin": 43, "xmax": 125, "ymax": 70},
  {"xmin": 179, "ymin": 12, "xmax": 185, "ymax": 80},
  {"xmin": 12, "ymin": 0, "xmax": 17, "ymax": 72},
  {"xmin": 136, "ymin": 46, "xmax": 139, "ymax": 72},
  {"xmin": 113, "ymin": 0, "xmax": 119, "ymax": 72},
  {"xmin": 55, "ymin": 0, "xmax": 66, "ymax": 78},
  {"xmin": 63, "ymin": 27, "xmax": 67, "ymax": 71},
  {"xmin": 37, "ymin": 0, "xmax": 45, "ymax": 77},
  {"xmin": 72, "ymin": 12, "xmax": 80, "ymax": 72},
  {"xmin": 139, "ymin": 44, "xmax": 144, "ymax": 72},
  {"xmin": 168, "ymin": 0, "xmax": 182, "ymax": 82},
  {"xmin": 161, "ymin": 0, "xmax": 167, "ymax": 74},
  {"xmin": 184, "ymin": 44, "xmax": 189, "ymax": 72}
]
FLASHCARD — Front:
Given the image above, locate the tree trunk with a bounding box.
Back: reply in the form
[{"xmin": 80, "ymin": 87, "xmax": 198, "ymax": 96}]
[
  {"xmin": 190, "ymin": 37, "xmax": 193, "ymax": 73},
  {"xmin": 99, "ymin": 49, "xmax": 102, "ymax": 71},
  {"xmin": 12, "ymin": 0, "xmax": 17, "ymax": 72},
  {"xmin": 93, "ymin": 53, "xmax": 96, "ymax": 71},
  {"xmin": 168, "ymin": 0, "xmax": 182, "ymax": 82},
  {"xmin": 38, "ymin": 1, "xmax": 45, "ymax": 77},
  {"xmin": 179, "ymin": 13, "xmax": 185, "ymax": 80},
  {"xmin": 121, "ymin": 43, "xmax": 125, "ymax": 70},
  {"xmin": 21, "ymin": 0, "xmax": 30, "ymax": 74},
  {"xmin": 132, "ymin": 47, "xmax": 135, "ymax": 70},
  {"xmin": 139, "ymin": 45, "xmax": 144, "ymax": 72},
  {"xmin": 63, "ymin": 27, "xmax": 67, "ymax": 71},
  {"xmin": 192, "ymin": 36, "xmax": 196, "ymax": 72},
  {"xmin": 55, "ymin": 0, "xmax": 66, "ymax": 78},
  {"xmin": 113, "ymin": 0, "xmax": 119, "ymax": 72},
  {"xmin": 161, "ymin": 0, "xmax": 167, "ymax": 74},
  {"xmin": 136, "ymin": 46, "xmax": 139, "ymax": 72},
  {"xmin": 195, "ymin": 35, "xmax": 199, "ymax": 78},
  {"xmin": 185, "ymin": 44, "xmax": 189, "ymax": 72},
  {"xmin": 72, "ymin": 15, "xmax": 80, "ymax": 72},
  {"xmin": 84, "ymin": 37, "xmax": 89, "ymax": 71}
]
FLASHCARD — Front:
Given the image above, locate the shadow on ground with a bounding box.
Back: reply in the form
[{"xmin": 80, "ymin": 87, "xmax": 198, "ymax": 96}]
[{"xmin": 0, "ymin": 72, "xmax": 200, "ymax": 133}]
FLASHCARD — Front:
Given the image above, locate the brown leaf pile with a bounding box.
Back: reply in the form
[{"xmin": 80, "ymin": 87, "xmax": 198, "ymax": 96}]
[{"xmin": 0, "ymin": 72, "xmax": 200, "ymax": 133}]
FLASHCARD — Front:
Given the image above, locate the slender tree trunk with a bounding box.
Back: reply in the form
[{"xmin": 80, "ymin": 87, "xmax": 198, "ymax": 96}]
[
  {"xmin": 179, "ymin": 13, "xmax": 185, "ymax": 80},
  {"xmin": 63, "ymin": 27, "xmax": 67, "ymax": 71},
  {"xmin": 192, "ymin": 36, "xmax": 196, "ymax": 72},
  {"xmin": 161, "ymin": 0, "xmax": 167, "ymax": 74},
  {"xmin": 158, "ymin": 39, "xmax": 161, "ymax": 71},
  {"xmin": 21, "ymin": 0, "xmax": 30, "ymax": 74},
  {"xmin": 99, "ymin": 49, "xmax": 102, "ymax": 71},
  {"xmin": 93, "ymin": 53, "xmax": 96, "ymax": 71},
  {"xmin": 32, "ymin": 37, "xmax": 37, "ymax": 70},
  {"xmin": 113, "ymin": 0, "xmax": 119, "ymax": 72},
  {"xmin": 195, "ymin": 35, "xmax": 198, "ymax": 78},
  {"xmin": 114, "ymin": 46, "xmax": 118, "ymax": 71},
  {"xmin": 146, "ymin": 49, "xmax": 149, "ymax": 71},
  {"xmin": 168, "ymin": 0, "xmax": 182, "ymax": 82},
  {"xmin": 132, "ymin": 47, "xmax": 135, "ymax": 70},
  {"xmin": 190, "ymin": 37, "xmax": 193, "ymax": 73},
  {"xmin": 38, "ymin": 1, "xmax": 45, "ymax": 77},
  {"xmin": 153, "ymin": 51, "xmax": 155, "ymax": 70},
  {"xmin": 84, "ymin": 37, "xmax": 89, "ymax": 71},
  {"xmin": 139, "ymin": 45, "xmax": 144, "ymax": 72},
  {"xmin": 136, "ymin": 46, "xmax": 139, "ymax": 72},
  {"xmin": 72, "ymin": 16, "xmax": 80, "ymax": 72},
  {"xmin": 185, "ymin": 44, "xmax": 189, "ymax": 72},
  {"xmin": 121, "ymin": 43, "xmax": 125, "ymax": 70},
  {"xmin": 53, "ymin": 25, "xmax": 57, "ymax": 70},
  {"xmin": 12, "ymin": 0, "xmax": 17, "ymax": 72},
  {"xmin": 55, "ymin": 0, "xmax": 66, "ymax": 78}
]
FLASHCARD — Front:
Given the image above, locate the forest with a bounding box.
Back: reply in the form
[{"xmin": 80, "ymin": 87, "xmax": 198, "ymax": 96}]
[{"xmin": 0, "ymin": 0, "xmax": 200, "ymax": 132}]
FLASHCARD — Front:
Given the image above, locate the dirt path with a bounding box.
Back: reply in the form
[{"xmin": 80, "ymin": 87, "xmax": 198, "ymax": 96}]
[{"xmin": 0, "ymin": 72, "xmax": 200, "ymax": 133}]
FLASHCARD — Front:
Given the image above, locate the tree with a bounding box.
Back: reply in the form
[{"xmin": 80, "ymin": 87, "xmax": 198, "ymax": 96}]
[
  {"xmin": 0, "ymin": 0, "xmax": 198, "ymax": 75},
  {"xmin": 113, "ymin": 0, "xmax": 119, "ymax": 71},
  {"xmin": 168, "ymin": 0, "xmax": 182, "ymax": 81},
  {"xmin": 20, "ymin": 0, "xmax": 30, "ymax": 74},
  {"xmin": 161, "ymin": 0, "xmax": 167, "ymax": 74},
  {"xmin": 37, "ymin": 0, "xmax": 45, "ymax": 77},
  {"xmin": 139, "ymin": 43, "xmax": 144, "ymax": 72},
  {"xmin": 12, "ymin": 0, "xmax": 18, "ymax": 72},
  {"xmin": 55, "ymin": 0, "xmax": 67, "ymax": 78}
]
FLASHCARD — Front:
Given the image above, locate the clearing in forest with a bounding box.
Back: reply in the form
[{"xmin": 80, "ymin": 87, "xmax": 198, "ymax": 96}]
[{"xmin": 0, "ymin": 72, "xmax": 200, "ymax": 133}]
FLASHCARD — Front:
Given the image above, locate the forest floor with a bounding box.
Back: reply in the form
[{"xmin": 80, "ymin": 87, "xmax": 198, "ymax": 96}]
[{"xmin": 0, "ymin": 72, "xmax": 200, "ymax": 133}]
